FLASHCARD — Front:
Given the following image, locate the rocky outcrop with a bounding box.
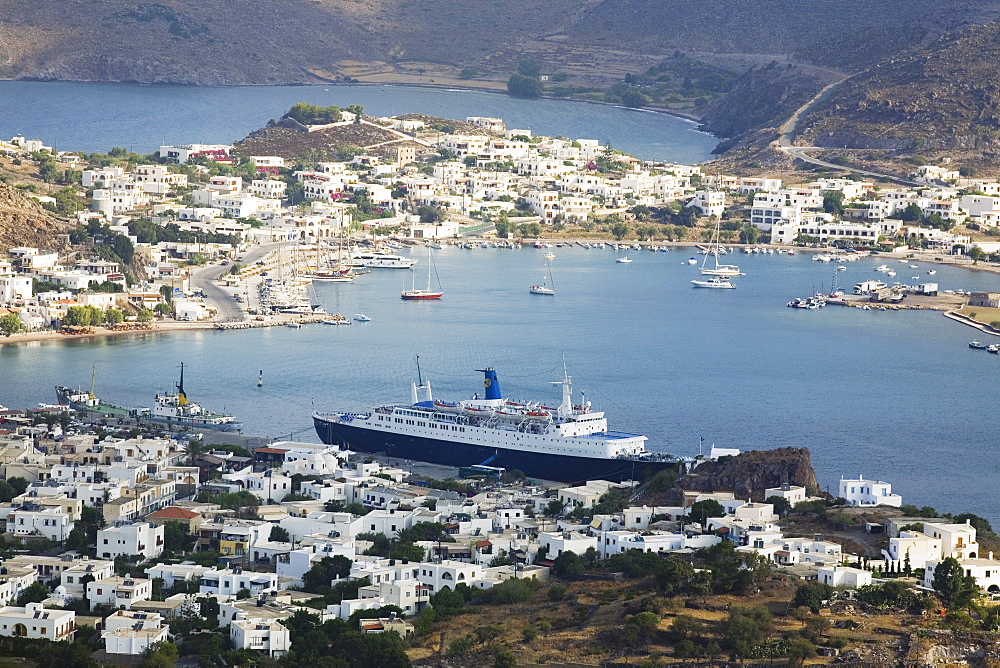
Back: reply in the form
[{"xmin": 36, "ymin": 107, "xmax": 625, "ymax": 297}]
[
  {"xmin": 0, "ymin": 184, "xmax": 73, "ymax": 253},
  {"xmin": 678, "ymin": 447, "xmax": 820, "ymax": 502},
  {"xmin": 800, "ymin": 21, "xmax": 1000, "ymax": 161}
]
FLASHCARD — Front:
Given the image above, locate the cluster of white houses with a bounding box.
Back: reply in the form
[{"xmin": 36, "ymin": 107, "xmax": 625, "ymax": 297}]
[{"xmin": 0, "ymin": 415, "xmax": 985, "ymax": 658}]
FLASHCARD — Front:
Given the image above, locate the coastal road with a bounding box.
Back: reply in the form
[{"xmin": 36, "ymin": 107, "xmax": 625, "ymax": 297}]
[
  {"xmin": 773, "ymin": 76, "xmax": 922, "ymax": 187},
  {"xmin": 188, "ymin": 242, "xmax": 282, "ymax": 322}
]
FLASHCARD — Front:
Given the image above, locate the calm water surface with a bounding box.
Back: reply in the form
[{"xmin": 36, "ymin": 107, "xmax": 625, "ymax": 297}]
[
  {"xmin": 1, "ymin": 249, "xmax": 998, "ymax": 523},
  {"xmin": 0, "ymin": 81, "xmax": 717, "ymax": 163}
]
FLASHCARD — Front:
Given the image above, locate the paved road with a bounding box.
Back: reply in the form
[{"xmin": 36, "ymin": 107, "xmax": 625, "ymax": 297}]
[
  {"xmin": 188, "ymin": 242, "xmax": 282, "ymax": 322},
  {"xmin": 773, "ymin": 76, "xmax": 922, "ymax": 187}
]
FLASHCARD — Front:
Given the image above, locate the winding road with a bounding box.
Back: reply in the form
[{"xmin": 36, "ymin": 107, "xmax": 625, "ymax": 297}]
[{"xmin": 773, "ymin": 77, "xmax": 921, "ymax": 187}]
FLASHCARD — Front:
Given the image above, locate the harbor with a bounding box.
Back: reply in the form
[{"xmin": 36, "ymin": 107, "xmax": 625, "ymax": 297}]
[{"xmin": 4, "ymin": 246, "xmax": 1000, "ymax": 525}]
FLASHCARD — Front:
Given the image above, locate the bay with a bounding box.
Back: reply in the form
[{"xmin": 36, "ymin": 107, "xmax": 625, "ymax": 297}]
[
  {"xmin": 0, "ymin": 81, "xmax": 717, "ymax": 163},
  {"xmin": 1, "ymin": 248, "xmax": 998, "ymax": 524}
]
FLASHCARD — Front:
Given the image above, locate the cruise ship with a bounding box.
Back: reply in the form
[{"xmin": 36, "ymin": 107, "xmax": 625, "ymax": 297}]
[{"xmin": 313, "ymin": 368, "xmax": 679, "ymax": 483}]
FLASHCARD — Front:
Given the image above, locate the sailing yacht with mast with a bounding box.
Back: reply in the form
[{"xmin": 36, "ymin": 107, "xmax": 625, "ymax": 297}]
[
  {"xmin": 700, "ymin": 220, "xmax": 743, "ymax": 277},
  {"xmin": 401, "ymin": 248, "xmax": 443, "ymax": 300},
  {"xmin": 530, "ymin": 257, "xmax": 555, "ymax": 295}
]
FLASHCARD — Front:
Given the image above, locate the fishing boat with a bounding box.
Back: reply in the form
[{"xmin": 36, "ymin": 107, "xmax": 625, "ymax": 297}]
[
  {"xmin": 616, "ymin": 257, "xmax": 633, "ymax": 263},
  {"xmin": 56, "ymin": 363, "xmax": 242, "ymax": 431},
  {"xmin": 354, "ymin": 313, "xmax": 372, "ymax": 322},
  {"xmin": 401, "ymin": 248, "xmax": 443, "ymax": 300},
  {"xmin": 687, "ymin": 257, "xmax": 698, "ymax": 265},
  {"xmin": 530, "ymin": 257, "xmax": 555, "ymax": 295},
  {"xmin": 970, "ymin": 341, "xmax": 987, "ymax": 349},
  {"xmin": 312, "ymin": 365, "xmax": 681, "ymax": 483},
  {"xmin": 692, "ymin": 276, "xmax": 736, "ymax": 289}
]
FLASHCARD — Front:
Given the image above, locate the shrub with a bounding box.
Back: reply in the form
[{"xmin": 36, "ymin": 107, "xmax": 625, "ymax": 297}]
[
  {"xmin": 447, "ymin": 635, "xmax": 475, "ymax": 657},
  {"xmin": 547, "ymin": 584, "xmax": 568, "ymax": 602}
]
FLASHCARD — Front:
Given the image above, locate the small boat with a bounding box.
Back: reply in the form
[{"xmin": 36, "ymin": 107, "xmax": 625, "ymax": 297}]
[
  {"xmin": 692, "ymin": 277, "xmax": 736, "ymax": 289},
  {"xmin": 970, "ymin": 341, "xmax": 987, "ymax": 349},
  {"xmin": 402, "ymin": 248, "xmax": 444, "ymax": 300},
  {"xmin": 928, "ymin": 270, "xmax": 937, "ymax": 275},
  {"xmin": 616, "ymin": 257, "xmax": 633, "ymax": 263},
  {"xmin": 875, "ymin": 264, "xmax": 890, "ymax": 272},
  {"xmin": 321, "ymin": 318, "xmax": 351, "ymax": 325},
  {"xmin": 286, "ymin": 322, "xmax": 302, "ymax": 329},
  {"xmin": 544, "ymin": 252, "xmax": 556, "ymax": 260},
  {"xmin": 354, "ymin": 313, "xmax": 372, "ymax": 322},
  {"xmin": 887, "ymin": 270, "xmax": 896, "ymax": 277},
  {"xmin": 687, "ymin": 257, "xmax": 698, "ymax": 265},
  {"xmin": 531, "ymin": 257, "xmax": 556, "ymax": 295},
  {"xmin": 836, "ymin": 266, "xmax": 847, "ymax": 271},
  {"xmin": 909, "ymin": 264, "xmax": 919, "ymax": 269}
]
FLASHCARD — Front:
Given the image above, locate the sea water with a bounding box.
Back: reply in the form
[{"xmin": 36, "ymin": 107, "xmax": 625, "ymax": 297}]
[
  {"xmin": 2, "ymin": 248, "xmax": 999, "ymax": 523},
  {"xmin": 0, "ymin": 81, "xmax": 717, "ymax": 163}
]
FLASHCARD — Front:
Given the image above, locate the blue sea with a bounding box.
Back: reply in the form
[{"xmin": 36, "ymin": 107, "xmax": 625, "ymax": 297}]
[
  {"xmin": 0, "ymin": 81, "xmax": 717, "ymax": 164},
  {"xmin": 2, "ymin": 248, "xmax": 998, "ymax": 523},
  {"xmin": 0, "ymin": 81, "xmax": 995, "ymax": 523}
]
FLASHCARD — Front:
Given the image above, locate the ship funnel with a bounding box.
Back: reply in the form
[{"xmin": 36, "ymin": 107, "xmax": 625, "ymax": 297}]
[{"xmin": 476, "ymin": 368, "xmax": 502, "ymax": 400}]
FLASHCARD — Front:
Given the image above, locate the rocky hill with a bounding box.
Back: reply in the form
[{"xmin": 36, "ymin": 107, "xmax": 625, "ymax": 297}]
[
  {"xmin": 797, "ymin": 22, "xmax": 1000, "ymax": 162},
  {"xmin": 670, "ymin": 447, "xmax": 819, "ymax": 503},
  {"xmin": 2, "ymin": 0, "xmax": 999, "ymax": 86},
  {"xmin": 0, "ymin": 184, "xmax": 72, "ymax": 252}
]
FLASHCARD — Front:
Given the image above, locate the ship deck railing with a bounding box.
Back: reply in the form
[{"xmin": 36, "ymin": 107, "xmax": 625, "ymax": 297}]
[{"xmin": 575, "ymin": 430, "xmax": 645, "ymax": 441}]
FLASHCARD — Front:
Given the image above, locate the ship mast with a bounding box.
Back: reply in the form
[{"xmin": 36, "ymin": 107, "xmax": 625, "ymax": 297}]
[
  {"xmin": 90, "ymin": 363, "xmax": 96, "ymax": 401},
  {"xmin": 411, "ymin": 355, "xmax": 432, "ymax": 403},
  {"xmin": 177, "ymin": 362, "xmax": 188, "ymax": 406}
]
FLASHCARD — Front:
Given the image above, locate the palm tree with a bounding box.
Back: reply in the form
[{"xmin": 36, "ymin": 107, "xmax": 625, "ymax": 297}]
[{"xmin": 183, "ymin": 438, "xmax": 205, "ymax": 464}]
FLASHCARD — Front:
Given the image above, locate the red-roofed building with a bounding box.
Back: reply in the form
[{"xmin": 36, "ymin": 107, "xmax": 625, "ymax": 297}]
[
  {"xmin": 253, "ymin": 447, "xmax": 288, "ymax": 464},
  {"xmin": 146, "ymin": 506, "xmax": 202, "ymax": 534}
]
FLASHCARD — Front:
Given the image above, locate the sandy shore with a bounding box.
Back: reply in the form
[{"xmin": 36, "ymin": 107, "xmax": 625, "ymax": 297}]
[{"xmin": 0, "ymin": 321, "xmax": 215, "ymax": 347}]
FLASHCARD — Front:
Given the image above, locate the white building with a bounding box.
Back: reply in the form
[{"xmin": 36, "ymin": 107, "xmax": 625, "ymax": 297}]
[
  {"xmin": 199, "ymin": 567, "xmax": 281, "ymax": 597},
  {"xmin": 5, "ymin": 504, "xmax": 73, "ymax": 541},
  {"xmin": 763, "ymin": 485, "xmax": 807, "ymax": 507},
  {"xmin": 86, "ymin": 577, "xmax": 153, "ymax": 611},
  {"xmin": 97, "ymin": 522, "xmax": 164, "ymax": 561},
  {"xmin": 817, "ymin": 565, "xmax": 872, "ymax": 589},
  {"xmin": 924, "ymin": 556, "xmax": 1000, "ymax": 595},
  {"xmin": 230, "ymin": 618, "xmax": 290, "ymax": 658},
  {"xmin": 0, "ymin": 602, "xmax": 75, "ymax": 641},
  {"xmin": 102, "ymin": 610, "xmax": 168, "ymax": 655},
  {"xmin": 838, "ymin": 476, "xmax": 902, "ymax": 508}
]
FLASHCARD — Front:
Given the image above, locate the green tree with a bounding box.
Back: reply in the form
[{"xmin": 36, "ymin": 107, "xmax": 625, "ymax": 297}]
[
  {"xmin": 162, "ymin": 521, "xmax": 191, "ymax": 553},
  {"xmin": 302, "ymin": 555, "xmax": 353, "ymax": 593},
  {"xmin": 932, "ymin": 556, "xmax": 979, "ymax": 609},
  {"xmin": 65, "ymin": 526, "xmax": 89, "ymax": 552},
  {"xmin": 138, "ymin": 640, "xmax": 179, "ymax": 668},
  {"xmin": 430, "ymin": 585, "xmax": 466, "ymax": 618},
  {"xmin": 610, "ymin": 221, "xmax": 630, "ymax": 240},
  {"xmin": 103, "ymin": 308, "xmax": 124, "ymax": 326},
  {"xmin": 623, "ymin": 611, "xmax": 660, "ymax": 646},
  {"xmin": 792, "ymin": 581, "xmax": 833, "ymax": 613},
  {"xmin": 688, "ymin": 499, "xmax": 725, "ymax": 525},
  {"xmin": 270, "ymin": 525, "xmax": 291, "ymax": 542},
  {"xmin": 787, "ymin": 638, "xmax": 818, "ymax": 667},
  {"xmin": 0, "ymin": 312, "xmax": 23, "ymax": 337},
  {"xmin": 552, "ymin": 550, "xmax": 585, "ymax": 578},
  {"xmin": 969, "ymin": 245, "xmax": 987, "ymax": 264},
  {"xmin": 507, "ymin": 74, "xmax": 542, "ymax": 99},
  {"xmin": 822, "ymin": 190, "xmax": 845, "ymax": 216},
  {"xmin": 900, "ymin": 202, "xmax": 923, "ymax": 221},
  {"xmin": 517, "ymin": 59, "xmax": 541, "ymax": 78},
  {"xmin": 738, "ymin": 224, "xmax": 761, "ymax": 245},
  {"xmin": 721, "ymin": 605, "xmax": 772, "ymax": 658},
  {"xmin": 17, "ymin": 581, "xmax": 50, "ymax": 605}
]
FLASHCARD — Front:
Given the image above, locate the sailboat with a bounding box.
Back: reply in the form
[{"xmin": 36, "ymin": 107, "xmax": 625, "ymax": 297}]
[
  {"xmin": 700, "ymin": 220, "xmax": 743, "ymax": 277},
  {"xmin": 401, "ymin": 248, "xmax": 443, "ymax": 300},
  {"xmin": 307, "ymin": 234, "xmax": 355, "ymax": 282},
  {"xmin": 530, "ymin": 257, "xmax": 555, "ymax": 295}
]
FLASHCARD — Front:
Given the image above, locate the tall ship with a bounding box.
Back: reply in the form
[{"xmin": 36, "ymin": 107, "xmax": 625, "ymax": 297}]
[
  {"xmin": 56, "ymin": 363, "xmax": 242, "ymax": 432},
  {"xmin": 313, "ymin": 367, "xmax": 679, "ymax": 483}
]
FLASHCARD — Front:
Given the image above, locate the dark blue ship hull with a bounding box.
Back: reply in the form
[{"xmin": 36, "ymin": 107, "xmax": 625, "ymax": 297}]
[{"xmin": 313, "ymin": 414, "xmax": 677, "ymax": 484}]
